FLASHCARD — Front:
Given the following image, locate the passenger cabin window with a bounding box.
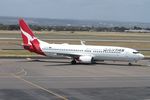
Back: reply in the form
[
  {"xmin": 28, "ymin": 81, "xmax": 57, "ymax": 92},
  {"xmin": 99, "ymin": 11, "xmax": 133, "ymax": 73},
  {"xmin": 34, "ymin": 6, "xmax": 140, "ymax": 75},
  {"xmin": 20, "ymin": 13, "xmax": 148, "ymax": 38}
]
[{"xmin": 133, "ymin": 52, "xmax": 139, "ymax": 54}]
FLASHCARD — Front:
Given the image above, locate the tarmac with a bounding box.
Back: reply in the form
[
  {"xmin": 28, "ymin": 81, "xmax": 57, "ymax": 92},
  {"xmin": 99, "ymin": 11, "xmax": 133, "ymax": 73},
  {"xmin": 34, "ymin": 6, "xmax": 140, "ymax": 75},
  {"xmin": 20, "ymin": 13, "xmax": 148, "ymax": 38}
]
[{"xmin": 0, "ymin": 58, "xmax": 150, "ymax": 100}]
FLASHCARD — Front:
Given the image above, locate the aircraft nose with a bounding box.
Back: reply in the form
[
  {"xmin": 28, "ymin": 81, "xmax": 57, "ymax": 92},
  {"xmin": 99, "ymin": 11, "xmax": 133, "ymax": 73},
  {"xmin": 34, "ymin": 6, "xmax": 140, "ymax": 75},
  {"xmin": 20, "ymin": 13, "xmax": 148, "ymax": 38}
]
[{"xmin": 139, "ymin": 54, "xmax": 144, "ymax": 60}]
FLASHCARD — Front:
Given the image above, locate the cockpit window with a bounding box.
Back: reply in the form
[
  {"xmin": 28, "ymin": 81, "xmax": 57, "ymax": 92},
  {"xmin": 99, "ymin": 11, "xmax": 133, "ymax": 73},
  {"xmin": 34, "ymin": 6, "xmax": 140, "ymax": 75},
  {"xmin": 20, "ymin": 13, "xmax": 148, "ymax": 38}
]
[{"xmin": 133, "ymin": 51, "xmax": 140, "ymax": 54}]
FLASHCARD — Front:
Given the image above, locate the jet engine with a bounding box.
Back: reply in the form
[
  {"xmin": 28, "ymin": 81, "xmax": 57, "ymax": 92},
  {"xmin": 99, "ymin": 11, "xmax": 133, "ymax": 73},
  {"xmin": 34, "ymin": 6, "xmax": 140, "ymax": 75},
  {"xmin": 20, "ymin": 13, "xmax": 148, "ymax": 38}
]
[{"xmin": 79, "ymin": 56, "xmax": 94, "ymax": 63}]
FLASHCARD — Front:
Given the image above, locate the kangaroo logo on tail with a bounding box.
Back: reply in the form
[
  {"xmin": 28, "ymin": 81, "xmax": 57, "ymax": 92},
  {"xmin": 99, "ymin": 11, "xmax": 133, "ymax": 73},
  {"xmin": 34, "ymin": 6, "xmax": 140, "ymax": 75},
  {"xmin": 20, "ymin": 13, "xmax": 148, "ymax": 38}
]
[
  {"xmin": 19, "ymin": 19, "xmax": 45, "ymax": 55},
  {"xmin": 19, "ymin": 19, "xmax": 35, "ymax": 45}
]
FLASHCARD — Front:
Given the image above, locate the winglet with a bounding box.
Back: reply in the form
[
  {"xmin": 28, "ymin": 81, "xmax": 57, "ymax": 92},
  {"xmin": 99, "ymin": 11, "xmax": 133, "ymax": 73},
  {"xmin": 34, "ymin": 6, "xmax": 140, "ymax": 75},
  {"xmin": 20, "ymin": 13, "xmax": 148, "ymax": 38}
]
[{"xmin": 80, "ymin": 40, "xmax": 86, "ymax": 45}]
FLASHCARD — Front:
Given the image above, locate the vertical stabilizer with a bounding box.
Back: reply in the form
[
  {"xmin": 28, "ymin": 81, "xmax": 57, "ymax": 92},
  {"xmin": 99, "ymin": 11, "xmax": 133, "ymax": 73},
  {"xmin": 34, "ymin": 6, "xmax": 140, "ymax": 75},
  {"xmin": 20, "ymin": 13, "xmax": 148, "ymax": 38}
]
[{"xmin": 19, "ymin": 19, "xmax": 45, "ymax": 55}]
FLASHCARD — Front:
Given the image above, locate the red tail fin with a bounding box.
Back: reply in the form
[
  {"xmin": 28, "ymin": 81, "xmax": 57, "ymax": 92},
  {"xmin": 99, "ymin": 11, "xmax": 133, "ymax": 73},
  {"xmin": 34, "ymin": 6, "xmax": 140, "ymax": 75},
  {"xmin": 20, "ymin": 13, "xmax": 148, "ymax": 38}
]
[
  {"xmin": 19, "ymin": 19, "xmax": 35, "ymax": 45},
  {"xmin": 18, "ymin": 19, "xmax": 45, "ymax": 55}
]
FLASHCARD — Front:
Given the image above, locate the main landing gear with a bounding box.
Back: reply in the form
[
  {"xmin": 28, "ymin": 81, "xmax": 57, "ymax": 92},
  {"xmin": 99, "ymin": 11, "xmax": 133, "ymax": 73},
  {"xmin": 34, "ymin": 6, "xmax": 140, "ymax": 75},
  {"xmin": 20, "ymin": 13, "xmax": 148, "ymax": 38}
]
[
  {"xmin": 128, "ymin": 63, "xmax": 132, "ymax": 66},
  {"xmin": 71, "ymin": 60, "xmax": 77, "ymax": 64}
]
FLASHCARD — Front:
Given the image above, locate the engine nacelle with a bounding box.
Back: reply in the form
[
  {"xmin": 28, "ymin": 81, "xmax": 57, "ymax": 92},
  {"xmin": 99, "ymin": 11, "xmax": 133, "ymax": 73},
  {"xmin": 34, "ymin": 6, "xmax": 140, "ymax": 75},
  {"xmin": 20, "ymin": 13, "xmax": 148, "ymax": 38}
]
[{"xmin": 79, "ymin": 56, "xmax": 94, "ymax": 63}]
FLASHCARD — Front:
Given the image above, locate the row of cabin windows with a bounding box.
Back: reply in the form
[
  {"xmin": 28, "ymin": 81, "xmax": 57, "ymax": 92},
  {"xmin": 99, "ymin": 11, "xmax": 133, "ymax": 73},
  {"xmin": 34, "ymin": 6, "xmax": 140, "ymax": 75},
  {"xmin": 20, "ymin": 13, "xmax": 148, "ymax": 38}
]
[
  {"xmin": 94, "ymin": 50, "xmax": 118, "ymax": 52},
  {"xmin": 50, "ymin": 48, "xmax": 93, "ymax": 52},
  {"xmin": 50, "ymin": 49, "xmax": 84, "ymax": 52},
  {"xmin": 49, "ymin": 48, "xmax": 122, "ymax": 53}
]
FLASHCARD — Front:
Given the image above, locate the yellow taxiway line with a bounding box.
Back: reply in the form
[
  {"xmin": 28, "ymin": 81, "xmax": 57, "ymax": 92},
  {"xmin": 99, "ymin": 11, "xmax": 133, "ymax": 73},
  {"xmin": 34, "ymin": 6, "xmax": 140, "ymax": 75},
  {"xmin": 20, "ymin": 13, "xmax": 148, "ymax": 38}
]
[{"xmin": 12, "ymin": 74, "xmax": 68, "ymax": 100}]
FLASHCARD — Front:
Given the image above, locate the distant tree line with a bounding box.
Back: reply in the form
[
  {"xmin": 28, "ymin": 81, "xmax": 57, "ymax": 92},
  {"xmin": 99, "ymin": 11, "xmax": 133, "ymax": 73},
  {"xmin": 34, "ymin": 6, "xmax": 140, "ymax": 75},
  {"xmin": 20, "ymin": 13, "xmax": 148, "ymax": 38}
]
[
  {"xmin": 0, "ymin": 24, "xmax": 19, "ymax": 30},
  {"xmin": 0, "ymin": 24, "xmax": 150, "ymax": 32}
]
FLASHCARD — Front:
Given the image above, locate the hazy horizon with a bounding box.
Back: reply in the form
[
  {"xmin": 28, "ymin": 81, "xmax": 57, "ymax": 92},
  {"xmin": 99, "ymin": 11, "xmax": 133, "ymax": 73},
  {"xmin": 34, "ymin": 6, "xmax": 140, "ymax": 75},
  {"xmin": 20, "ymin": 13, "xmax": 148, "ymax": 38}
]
[{"xmin": 0, "ymin": 0, "xmax": 150, "ymax": 23}]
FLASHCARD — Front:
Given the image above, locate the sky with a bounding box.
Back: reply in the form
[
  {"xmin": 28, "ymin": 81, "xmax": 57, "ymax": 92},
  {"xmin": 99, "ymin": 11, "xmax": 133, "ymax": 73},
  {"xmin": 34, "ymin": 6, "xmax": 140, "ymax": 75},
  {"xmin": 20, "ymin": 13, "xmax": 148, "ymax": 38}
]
[{"xmin": 0, "ymin": 0, "xmax": 150, "ymax": 23}]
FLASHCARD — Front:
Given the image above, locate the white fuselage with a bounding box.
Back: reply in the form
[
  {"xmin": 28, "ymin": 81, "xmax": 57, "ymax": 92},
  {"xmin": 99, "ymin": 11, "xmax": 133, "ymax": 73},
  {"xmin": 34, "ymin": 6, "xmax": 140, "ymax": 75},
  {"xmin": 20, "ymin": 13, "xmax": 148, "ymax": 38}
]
[{"xmin": 40, "ymin": 41, "xmax": 144, "ymax": 62}]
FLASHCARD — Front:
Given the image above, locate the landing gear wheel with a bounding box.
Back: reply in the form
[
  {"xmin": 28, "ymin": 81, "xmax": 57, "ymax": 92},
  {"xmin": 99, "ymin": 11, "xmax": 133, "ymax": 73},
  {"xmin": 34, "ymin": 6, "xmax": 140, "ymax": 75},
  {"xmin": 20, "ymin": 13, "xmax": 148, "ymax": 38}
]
[
  {"xmin": 91, "ymin": 58, "xmax": 96, "ymax": 64},
  {"xmin": 71, "ymin": 60, "xmax": 76, "ymax": 64},
  {"xmin": 128, "ymin": 63, "xmax": 132, "ymax": 66}
]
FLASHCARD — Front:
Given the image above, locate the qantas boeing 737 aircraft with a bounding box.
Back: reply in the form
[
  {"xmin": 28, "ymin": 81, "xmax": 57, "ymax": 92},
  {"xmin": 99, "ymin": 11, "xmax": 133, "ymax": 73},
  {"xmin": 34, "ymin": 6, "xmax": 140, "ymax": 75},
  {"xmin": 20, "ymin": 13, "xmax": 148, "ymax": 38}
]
[{"xmin": 19, "ymin": 19, "xmax": 144, "ymax": 65}]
